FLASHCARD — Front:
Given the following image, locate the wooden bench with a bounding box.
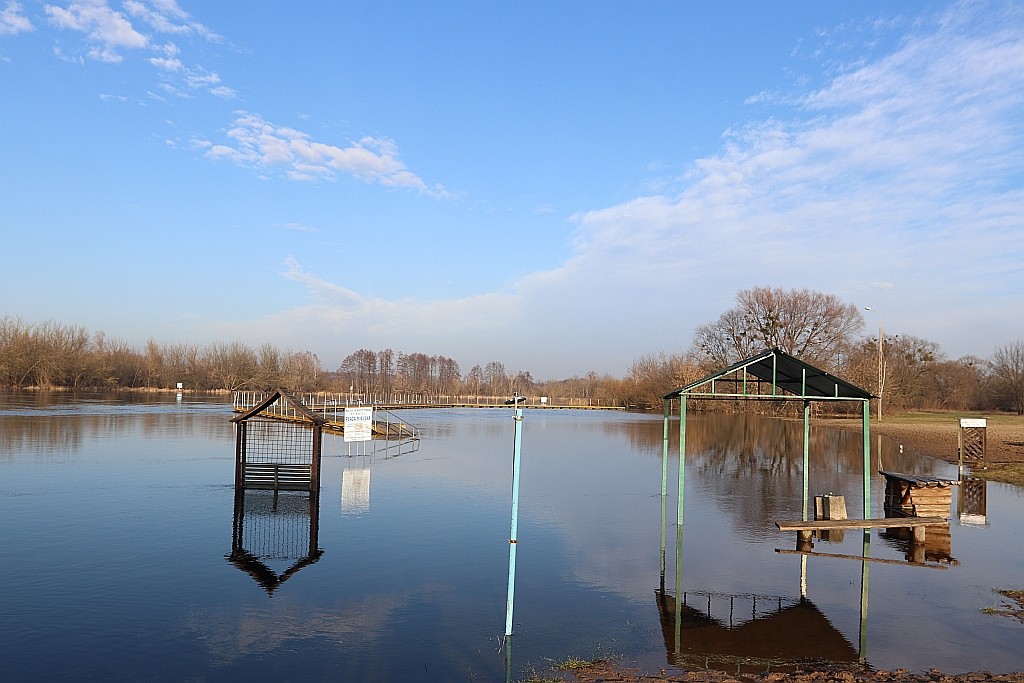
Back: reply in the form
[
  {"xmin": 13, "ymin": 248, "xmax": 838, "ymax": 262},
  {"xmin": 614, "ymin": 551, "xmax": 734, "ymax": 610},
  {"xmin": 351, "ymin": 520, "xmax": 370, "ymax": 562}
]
[
  {"xmin": 243, "ymin": 463, "xmax": 313, "ymax": 491},
  {"xmin": 776, "ymin": 517, "xmax": 947, "ymax": 544}
]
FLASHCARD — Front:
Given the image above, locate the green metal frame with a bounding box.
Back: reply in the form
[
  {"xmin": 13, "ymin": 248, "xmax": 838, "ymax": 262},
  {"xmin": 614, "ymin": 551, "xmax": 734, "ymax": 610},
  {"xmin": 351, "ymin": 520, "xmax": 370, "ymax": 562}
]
[{"xmin": 660, "ymin": 349, "xmax": 875, "ymax": 532}]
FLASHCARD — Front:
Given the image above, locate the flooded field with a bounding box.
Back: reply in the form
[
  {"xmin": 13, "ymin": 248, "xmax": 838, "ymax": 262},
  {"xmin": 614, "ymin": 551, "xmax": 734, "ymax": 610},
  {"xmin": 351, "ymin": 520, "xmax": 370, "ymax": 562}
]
[{"xmin": 1, "ymin": 391, "xmax": 1022, "ymax": 681}]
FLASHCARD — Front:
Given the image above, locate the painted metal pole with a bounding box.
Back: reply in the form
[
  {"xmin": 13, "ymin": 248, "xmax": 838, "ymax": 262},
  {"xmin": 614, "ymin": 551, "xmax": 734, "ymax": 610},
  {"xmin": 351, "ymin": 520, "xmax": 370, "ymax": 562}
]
[
  {"xmin": 504, "ymin": 395, "xmax": 524, "ymax": 637},
  {"xmin": 677, "ymin": 396, "xmax": 687, "ymax": 528},
  {"xmin": 862, "ymin": 400, "xmax": 872, "ymax": 518},
  {"xmin": 672, "ymin": 395, "xmax": 688, "ymax": 656},
  {"xmin": 859, "ymin": 529, "xmax": 871, "ymax": 664},
  {"xmin": 802, "ymin": 399, "xmax": 811, "ymax": 521},
  {"xmin": 661, "ymin": 399, "xmax": 670, "ymax": 593}
]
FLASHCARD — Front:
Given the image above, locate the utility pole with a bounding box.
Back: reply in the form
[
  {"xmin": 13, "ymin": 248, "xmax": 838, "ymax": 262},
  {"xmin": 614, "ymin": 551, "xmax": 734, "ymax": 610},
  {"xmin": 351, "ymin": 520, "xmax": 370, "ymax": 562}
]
[{"xmin": 864, "ymin": 307, "xmax": 883, "ymax": 421}]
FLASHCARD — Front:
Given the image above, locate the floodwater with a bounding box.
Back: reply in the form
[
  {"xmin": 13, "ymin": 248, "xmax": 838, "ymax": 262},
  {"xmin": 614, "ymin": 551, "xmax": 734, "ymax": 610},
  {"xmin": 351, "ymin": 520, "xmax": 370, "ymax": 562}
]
[{"xmin": 1, "ymin": 391, "xmax": 1022, "ymax": 681}]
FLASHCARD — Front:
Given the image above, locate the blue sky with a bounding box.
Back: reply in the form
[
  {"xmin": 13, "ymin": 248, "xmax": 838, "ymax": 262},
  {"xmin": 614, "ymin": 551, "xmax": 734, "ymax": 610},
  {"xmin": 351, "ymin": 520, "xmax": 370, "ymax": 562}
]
[{"xmin": 2, "ymin": 1, "xmax": 1023, "ymax": 379}]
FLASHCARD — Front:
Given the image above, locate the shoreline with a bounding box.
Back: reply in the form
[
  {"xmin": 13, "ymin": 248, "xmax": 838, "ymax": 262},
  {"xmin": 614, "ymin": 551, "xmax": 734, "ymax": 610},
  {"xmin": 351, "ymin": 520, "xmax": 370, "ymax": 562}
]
[{"xmin": 556, "ymin": 660, "xmax": 1024, "ymax": 683}]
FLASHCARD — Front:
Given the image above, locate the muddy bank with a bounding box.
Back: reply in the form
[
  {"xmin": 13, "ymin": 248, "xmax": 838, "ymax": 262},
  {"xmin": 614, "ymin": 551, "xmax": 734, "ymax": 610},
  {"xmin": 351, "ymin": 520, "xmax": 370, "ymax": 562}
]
[{"xmin": 557, "ymin": 661, "xmax": 1024, "ymax": 683}]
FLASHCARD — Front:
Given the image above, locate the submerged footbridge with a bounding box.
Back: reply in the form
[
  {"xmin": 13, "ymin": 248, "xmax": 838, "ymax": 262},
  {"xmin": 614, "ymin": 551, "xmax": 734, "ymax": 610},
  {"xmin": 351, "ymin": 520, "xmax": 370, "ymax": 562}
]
[
  {"xmin": 232, "ymin": 391, "xmax": 420, "ymax": 440},
  {"xmin": 230, "ymin": 389, "xmax": 420, "ymax": 493},
  {"xmin": 234, "ymin": 391, "xmax": 625, "ymax": 411}
]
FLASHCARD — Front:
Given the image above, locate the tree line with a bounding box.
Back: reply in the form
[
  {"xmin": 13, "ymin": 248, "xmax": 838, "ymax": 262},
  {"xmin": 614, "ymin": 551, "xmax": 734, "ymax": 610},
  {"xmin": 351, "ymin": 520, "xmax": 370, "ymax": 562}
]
[{"xmin": 2, "ymin": 287, "xmax": 1023, "ymax": 415}]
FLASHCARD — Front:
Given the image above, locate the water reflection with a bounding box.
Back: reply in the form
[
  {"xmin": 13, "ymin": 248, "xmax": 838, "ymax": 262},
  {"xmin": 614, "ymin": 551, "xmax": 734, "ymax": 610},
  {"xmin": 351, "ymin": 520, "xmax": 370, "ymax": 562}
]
[
  {"xmin": 656, "ymin": 590, "xmax": 859, "ymax": 672},
  {"xmin": 227, "ymin": 488, "xmax": 323, "ymax": 594}
]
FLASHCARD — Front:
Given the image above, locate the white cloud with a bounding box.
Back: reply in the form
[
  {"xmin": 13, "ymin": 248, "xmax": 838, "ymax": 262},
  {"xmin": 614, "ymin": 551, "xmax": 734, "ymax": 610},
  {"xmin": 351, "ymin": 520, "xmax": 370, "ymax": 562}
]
[
  {"xmin": 0, "ymin": 1, "xmax": 33, "ymax": 35},
  {"xmin": 45, "ymin": 0, "xmax": 148, "ymax": 63},
  {"xmin": 277, "ymin": 222, "xmax": 319, "ymax": 233},
  {"xmin": 222, "ymin": 2, "xmax": 1024, "ymax": 376},
  {"xmin": 123, "ymin": 0, "xmax": 219, "ymax": 41},
  {"xmin": 42, "ymin": 1, "xmax": 230, "ymax": 98},
  {"xmin": 203, "ymin": 112, "xmax": 453, "ymax": 198}
]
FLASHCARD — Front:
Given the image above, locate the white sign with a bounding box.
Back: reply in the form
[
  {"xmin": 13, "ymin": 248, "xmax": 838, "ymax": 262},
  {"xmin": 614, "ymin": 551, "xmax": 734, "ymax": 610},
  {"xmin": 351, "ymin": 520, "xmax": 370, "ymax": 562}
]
[
  {"xmin": 345, "ymin": 407, "xmax": 374, "ymax": 442},
  {"xmin": 960, "ymin": 418, "xmax": 987, "ymax": 428}
]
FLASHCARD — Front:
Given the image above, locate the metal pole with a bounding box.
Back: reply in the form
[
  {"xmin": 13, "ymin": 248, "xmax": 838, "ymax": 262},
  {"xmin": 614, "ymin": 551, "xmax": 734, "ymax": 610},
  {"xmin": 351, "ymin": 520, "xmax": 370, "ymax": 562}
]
[
  {"xmin": 504, "ymin": 394, "xmax": 524, "ymax": 636},
  {"xmin": 802, "ymin": 399, "xmax": 811, "ymax": 521},
  {"xmin": 859, "ymin": 529, "xmax": 871, "ymax": 664},
  {"xmin": 865, "ymin": 307, "xmax": 883, "ymax": 422},
  {"xmin": 863, "ymin": 399, "xmax": 872, "ymax": 517},
  {"xmin": 661, "ymin": 398, "xmax": 670, "ymax": 593}
]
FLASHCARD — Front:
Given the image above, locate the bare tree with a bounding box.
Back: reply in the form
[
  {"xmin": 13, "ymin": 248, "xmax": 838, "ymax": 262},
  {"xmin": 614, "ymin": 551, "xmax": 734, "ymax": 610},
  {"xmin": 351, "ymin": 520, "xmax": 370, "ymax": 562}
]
[
  {"xmin": 692, "ymin": 286, "xmax": 863, "ymax": 368},
  {"xmin": 991, "ymin": 340, "xmax": 1024, "ymax": 415}
]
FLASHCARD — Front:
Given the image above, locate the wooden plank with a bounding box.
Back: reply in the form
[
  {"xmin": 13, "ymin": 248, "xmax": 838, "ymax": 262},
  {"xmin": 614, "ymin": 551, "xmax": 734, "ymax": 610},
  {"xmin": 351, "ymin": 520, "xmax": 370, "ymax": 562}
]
[
  {"xmin": 775, "ymin": 549, "xmax": 948, "ymax": 570},
  {"xmin": 775, "ymin": 516, "xmax": 946, "ymax": 532}
]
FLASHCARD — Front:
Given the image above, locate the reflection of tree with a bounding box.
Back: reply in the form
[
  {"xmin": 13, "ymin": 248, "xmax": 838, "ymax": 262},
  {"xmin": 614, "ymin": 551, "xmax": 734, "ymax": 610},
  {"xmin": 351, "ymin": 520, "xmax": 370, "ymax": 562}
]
[
  {"xmin": 596, "ymin": 413, "xmax": 945, "ymax": 532},
  {"xmin": 0, "ymin": 401, "xmax": 225, "ymax": 455}
]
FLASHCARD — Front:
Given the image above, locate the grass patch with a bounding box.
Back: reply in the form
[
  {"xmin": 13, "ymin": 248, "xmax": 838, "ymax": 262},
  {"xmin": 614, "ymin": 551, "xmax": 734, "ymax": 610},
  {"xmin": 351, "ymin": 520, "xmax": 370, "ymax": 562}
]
[
  {"xmin": 981, "ymin": 588, "xmax": 1024, "ymax": 622},
  {"xmin": 552, "ymin": 656, "xmax": 592, "ymax": 671},
  {"xmin": 970, "ymin": 462, "xmax": 1024, "ymax": 487}
]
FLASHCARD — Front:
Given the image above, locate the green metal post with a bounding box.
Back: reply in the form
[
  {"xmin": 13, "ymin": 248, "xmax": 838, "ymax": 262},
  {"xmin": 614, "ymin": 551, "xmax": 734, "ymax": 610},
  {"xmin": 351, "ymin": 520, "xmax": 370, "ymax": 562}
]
[
  {"xmin": 862, "ymin": 399, "xmax": 871, "ymax": 518},
  {"xmin": 802, "ymin": 399, "xmax": 810, "ymax": 521},
  {"xmin": 674, "ymin": 396, "xmax": 688, "ymax": 655},
  {"xmin": 677, "ymin": 396, "xmax": 687, "ymax": 528},
  {"xmin": 859, "ymin": 529, "xmax": 871, "ymax": 663},
  {"xmin": 504, "ymin": 398, "xmax": 524, "ymax": 636},
  {"xmin": 661, "ymin": 399, "xmax": 670, "ymax": 592}
]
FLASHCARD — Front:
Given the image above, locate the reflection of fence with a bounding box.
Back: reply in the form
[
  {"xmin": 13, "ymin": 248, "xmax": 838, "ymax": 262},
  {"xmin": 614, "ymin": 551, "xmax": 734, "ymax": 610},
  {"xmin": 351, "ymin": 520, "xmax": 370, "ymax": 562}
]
[
  {"xmin": 958, "ymin": 476, "xmax": 988, "ymax": 526},
  {"xmin": 227, "ymin": 488, "xmax": 322, "ymax": 594}
]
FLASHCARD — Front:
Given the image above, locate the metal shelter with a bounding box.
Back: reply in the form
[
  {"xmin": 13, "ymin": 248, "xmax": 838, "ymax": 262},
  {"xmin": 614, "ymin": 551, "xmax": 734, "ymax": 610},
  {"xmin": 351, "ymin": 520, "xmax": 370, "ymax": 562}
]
[
  {"xmin": 661, "ymin": 349, "xmax": 875, "ymax": 528},
  {"xmin": 230, "ymin": 388, "xmax": 324, "ymax": 493}
]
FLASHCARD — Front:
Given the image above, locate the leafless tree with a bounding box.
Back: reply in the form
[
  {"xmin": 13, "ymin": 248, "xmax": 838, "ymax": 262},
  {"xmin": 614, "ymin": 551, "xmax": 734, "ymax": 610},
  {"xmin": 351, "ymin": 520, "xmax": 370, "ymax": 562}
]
[
  {"xmin": 692, "ymin": 286, "xmax": 863, "ymax": 369},
  {"xmin": 991, "ymin": 340, "xmax": 1024, "ymax": 414}
]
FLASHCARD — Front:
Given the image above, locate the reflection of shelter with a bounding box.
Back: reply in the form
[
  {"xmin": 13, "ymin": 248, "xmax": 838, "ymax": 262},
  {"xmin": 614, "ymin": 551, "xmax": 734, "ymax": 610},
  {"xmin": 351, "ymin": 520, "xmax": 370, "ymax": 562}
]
[
  {"xmin": 228, "ymin": 487, "xmax": 323, "ymax": 594},
  {"xmin": 880, "ymin": 523, "xmax": 956, "ymax": 565},
  {"xmin": 230, "ymin": 388, "xmax": 323, "ymax": 492},
  {"xmin": 656, "ymin": 590, "xmax": 858, "ymax": 673}
]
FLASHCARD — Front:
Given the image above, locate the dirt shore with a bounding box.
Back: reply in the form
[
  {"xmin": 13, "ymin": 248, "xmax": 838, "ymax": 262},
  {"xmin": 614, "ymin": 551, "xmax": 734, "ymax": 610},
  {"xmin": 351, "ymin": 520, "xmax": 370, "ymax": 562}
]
[
  {"xmin": 818, "ymin": 413, "xmax": 1024, "ymax": 486},
  {"xmin": 854, "ymin": 420, "xmax": 1024, "ymax": 465},
  {"xmin": 557, "ymin": 661, "xmax": 1024, "ymax": 683}
]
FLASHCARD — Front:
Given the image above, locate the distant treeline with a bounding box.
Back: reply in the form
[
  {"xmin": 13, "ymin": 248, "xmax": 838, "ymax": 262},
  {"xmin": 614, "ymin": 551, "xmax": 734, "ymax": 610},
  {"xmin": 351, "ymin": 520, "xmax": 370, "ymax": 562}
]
[{"xmin": 3, "ymin": 286, "xmax": 1024, "ymax": 415}]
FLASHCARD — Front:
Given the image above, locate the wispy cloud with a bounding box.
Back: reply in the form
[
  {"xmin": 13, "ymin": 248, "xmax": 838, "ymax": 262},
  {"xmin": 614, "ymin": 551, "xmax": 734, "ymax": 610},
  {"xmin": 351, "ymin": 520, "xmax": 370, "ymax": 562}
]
[
  {"xmin": 202, "ymin": 112, "xmax": 453, "ymax": 197},
  {"xmin": 45, "ymin": 0, "xmax": 146, "ymax": 63},
  {"xmin": 0, "ymin": 1, "xmax": 33, "ymax": 35},
  {"xmin": 240, "ymin": 2, "xmax": 1024, "ymax": 372},
  {"xmin": 40, "ymin": 0, "xmax": 230, "ymax": 97},
  {"xmin": 277, "ymin": 222, "xmax": 319, "ymax": 233}
]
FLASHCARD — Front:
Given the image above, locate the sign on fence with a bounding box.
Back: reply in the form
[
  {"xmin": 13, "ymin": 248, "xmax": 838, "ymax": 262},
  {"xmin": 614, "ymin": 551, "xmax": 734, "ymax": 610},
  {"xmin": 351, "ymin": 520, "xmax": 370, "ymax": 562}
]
[{"xmin": 344, "ymin": 407, "xmax": 373, "ymax": 442}]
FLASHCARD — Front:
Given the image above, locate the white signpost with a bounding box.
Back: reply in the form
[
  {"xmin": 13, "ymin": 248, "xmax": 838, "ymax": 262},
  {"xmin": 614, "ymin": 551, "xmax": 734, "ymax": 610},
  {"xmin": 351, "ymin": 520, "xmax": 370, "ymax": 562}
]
[{"xmin": 344, "ymin": 407, "xmax": 374, "ymax": 443}]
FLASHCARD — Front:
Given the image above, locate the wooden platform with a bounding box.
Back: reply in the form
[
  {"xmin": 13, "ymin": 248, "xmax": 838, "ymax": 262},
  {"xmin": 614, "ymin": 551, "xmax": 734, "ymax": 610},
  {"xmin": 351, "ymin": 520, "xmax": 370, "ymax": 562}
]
[{"xmin": 776, "ymin": 516, "xmax": 946, "ymax": 543}]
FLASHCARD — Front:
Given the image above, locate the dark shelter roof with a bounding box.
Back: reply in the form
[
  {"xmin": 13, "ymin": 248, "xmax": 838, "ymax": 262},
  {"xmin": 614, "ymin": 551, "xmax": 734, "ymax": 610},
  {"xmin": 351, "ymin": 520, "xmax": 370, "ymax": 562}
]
[{"xmin": 663, "ymin": 348, "xmax": 873, "ymax": 401}]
